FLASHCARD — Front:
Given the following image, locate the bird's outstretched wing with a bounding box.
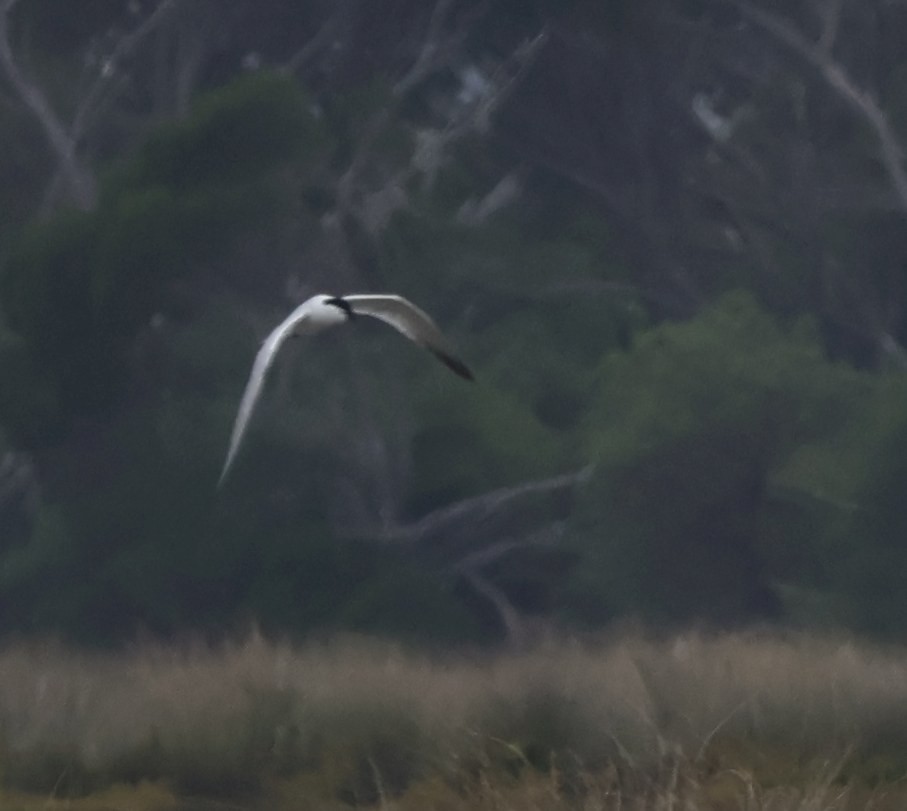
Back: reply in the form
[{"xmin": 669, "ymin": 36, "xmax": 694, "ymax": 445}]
[
  {"xmin": 344, "ymin": 294, "xmax": 474, "ymax": 380},
  {"xmin": 218, "ymin": 301, "xmax": 315, "ymax": 486}
]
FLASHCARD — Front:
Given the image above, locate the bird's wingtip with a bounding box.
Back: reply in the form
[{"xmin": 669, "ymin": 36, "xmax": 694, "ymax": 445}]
[
  {"xmin": 217, "ymin": 460, "xmax": 233, "ymax": 489},
  {"xmin": 433, "ymin": 349, "xmax": 475, "ymax": 381}
]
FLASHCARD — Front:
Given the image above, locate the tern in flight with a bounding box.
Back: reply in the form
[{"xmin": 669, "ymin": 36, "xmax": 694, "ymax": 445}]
[{"xmin": 218, "ymin": 293, "xmax": 473, "ymax": 485}]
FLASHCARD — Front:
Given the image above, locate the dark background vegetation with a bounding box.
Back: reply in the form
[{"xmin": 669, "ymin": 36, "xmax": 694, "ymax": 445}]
[{"xmin": 2, "ymin": 0, "xmax": 907, "ymax": 647}]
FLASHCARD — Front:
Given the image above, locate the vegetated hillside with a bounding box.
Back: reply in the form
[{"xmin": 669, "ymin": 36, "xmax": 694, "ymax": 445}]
[{"xmin": 1, "ymin": 630, "xmax": 907, "ymax": 809}]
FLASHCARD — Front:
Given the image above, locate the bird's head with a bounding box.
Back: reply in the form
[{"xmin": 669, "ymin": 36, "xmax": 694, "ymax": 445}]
[{"xmin": 324, "ymin": 296, "xmax": 354, "ymax": 319}]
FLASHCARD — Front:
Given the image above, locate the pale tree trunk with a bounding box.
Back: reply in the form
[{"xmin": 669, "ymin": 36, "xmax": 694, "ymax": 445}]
[
  {"xmin": 0, "ymin": 0, "xmax": 96, "ymax": 209},
  {"xmin": 722, "ymin": 0, "xmax": 907, "ymax": 367}
]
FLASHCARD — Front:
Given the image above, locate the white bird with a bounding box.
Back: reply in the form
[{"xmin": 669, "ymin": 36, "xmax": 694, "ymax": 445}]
[{"xmin": 219, "ymin": 293, "xmax": 473, "ymax": 486}]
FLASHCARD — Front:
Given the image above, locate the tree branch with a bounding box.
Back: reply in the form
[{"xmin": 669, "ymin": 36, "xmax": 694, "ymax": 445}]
[
  {"xmin": 725, "ymin": 0, "xmax": 907, "ymax": 218},
  {"xmin": 816, "ymin": 0, "xmax": 844, "ymax": 53},
  {"xmin": 338, "ymin": 465, "xmax": 592, "ymax": 546},
  {"xmin": 0, "ymin": 3, "xmax": 96, "ymax": 209},
  {"xmin": 392, "ymin": 0, "xmax": 457, "ymax": 97},
  {"xmin": 0, "ymin": 0, "xmax": 181, "ymax": 212},
  {"xmin": 282, "ymin": 3, "xmax": 348, "ymax": 76},
  {"xmin": 452, "ymin": 521, "xmax": 566, "ymax": 572},
  {"xmin": 0, "ymin": 450, "xmax": 38, "ymax": 536},
  {"xmin": 337, "ymin": 26, "xmax": 547, "ymax": 233},
  {"xmin": 70, "ymin": 0, "xmax": 180, "ymax": 141},
  {"xmin": 459, "ymin": 568, "xmax": 528, "ymax": 645}
]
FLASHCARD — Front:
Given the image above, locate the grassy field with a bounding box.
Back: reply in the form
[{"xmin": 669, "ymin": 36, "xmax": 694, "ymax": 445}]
[{"xmin": 1, "ymin": 629, "xmax": 907, "ymax": 809}]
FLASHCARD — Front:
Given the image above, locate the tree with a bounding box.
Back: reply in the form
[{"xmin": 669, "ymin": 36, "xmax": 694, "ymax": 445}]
[
  {"xmin": 490, "ymin": 0, "xmax": 907, "ymax": 368},
  {"xmin": 4, "ymin": 0, "xmax": 907, "ymax": 645},
  {"xmin": 0, "ymin": 0, "xmax": 185, "ymax": 211},
  {"xmin": 564, "ymin": 293, "xmax": 868, "ymax": 627}
]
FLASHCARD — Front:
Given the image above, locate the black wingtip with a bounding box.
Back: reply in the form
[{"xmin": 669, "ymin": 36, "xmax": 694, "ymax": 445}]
[{"xmin": 433, "ymin": 349, "xmax": 475, "ymax": 381}]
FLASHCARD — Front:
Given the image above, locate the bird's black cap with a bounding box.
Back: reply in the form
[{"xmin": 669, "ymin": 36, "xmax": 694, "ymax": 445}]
[{"xmin": 325, "ymin": 296, "xmax": 354, "ymax": 318}]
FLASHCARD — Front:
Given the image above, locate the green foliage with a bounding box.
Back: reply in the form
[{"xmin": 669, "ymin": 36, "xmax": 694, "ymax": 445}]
[
  {"xmin": 805, "ymin": 376, "xmax": 907, "ymax": 636},
  {"xmin": 413, "ymin": 379, "xmax": 570, "ymax": 504},
  {"xmin": 585, "ymin": 292, "xmax": 861, "ymax": 461},
  {"xmin": 0, "ymin": 330, "xmax": 63, "ymax": 445},
  {"xmin": 0, "ymin": 505, "xmax": 82, "ymax": 634},
  {"xmin": 0, "ymin": 72, "xmax": 323, "ymax": 440},
  {"xmin": 338, "ymin": 561, "xmax": 487, "ymax": 644},
  {"xmin": 0, "ymin": 105, "xmax": 49, "ymax": 245},
  {"xmin": 109, "ymin": 72, "xmax": 323, "ymax": 194},
  {"xmin": 379, "ymin": 178, "xmax": 631, "ymax": 512},
  {"xmin": 565, "ymin": 292, "xmax": 869, "ymax": 626}
]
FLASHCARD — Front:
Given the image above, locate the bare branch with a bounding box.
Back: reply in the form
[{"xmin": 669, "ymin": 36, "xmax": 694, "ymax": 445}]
[
  {"xmin": 392, "ymin": 0, "xmax": 498, "ymax": 100},
  {"xmin": 452, "ymin": 521, "xmax": 566, "ymax": 572},
  {"xmin": 0, "ymin": 451, "xmax": 39, "ymax": 542},
  {"xmin": 817, "ymin": 0, "xmax": 845, "ymax": 53},
  {"xmin": 456, "ymin": 172, "xmax": 522, "ymax": 225},
  {"xmin": 336, "ymin": 3, "xmax": 482, "ymax": 212},
  {"xmin": 393, "ymin": 0, "xmax": 456, "ymax": 97},
  {"xmin": 337, "ymin": 27, "xmax": 548, "ymax": 231},
  {"xmin": 458, "ymin": 568, "xmax": 528, "ymax": 646},
  {"xmin": 282, "ymin": 4, "xmax": 349, "ymax": 76},
  {"xmin": 338, "ymin": 465, "xmax": 593, "ymax": 545},
  {"xmin": 879, "ymin": 332, "xmax": 907, "ymax": 371},
  {"xmin": 457, "ymin": 27, "xmax": 549, "ymax": 132},
  {"xmin": 0, "ymin": 4, "xmax": 96, "ymax": 208},
  {"xmin": 399, "ymin": 465, "xmax": 591, "ymax": 545},
  {"xmin": 725, "ymin": 0, "xmax": 907, "ymax": 218},
  {"xmin": 71, "ymin": 0, "xmax": 181, "ymax": 141},
  {"xmin": 0, "ymin": 0, "xmax": 180, "ymax": 211},
  {"xmin": 451, "ymin": 520, "xmax": 568, "ymax": 646}
]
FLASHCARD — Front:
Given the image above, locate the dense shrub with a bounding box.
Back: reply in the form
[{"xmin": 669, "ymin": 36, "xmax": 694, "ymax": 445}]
[{"xmin": 565, "ymin": 293, "xmax": 871, "ymax": 628}]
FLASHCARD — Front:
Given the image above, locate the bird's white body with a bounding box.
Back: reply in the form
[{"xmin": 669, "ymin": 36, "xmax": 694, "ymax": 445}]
[
  {"xmin": 218, "ymin": 293, "xmax": 472, "ymax": 485},
  {"xmin": 288, "ymin": 294, "xmax": 350, "ymax": 334}
]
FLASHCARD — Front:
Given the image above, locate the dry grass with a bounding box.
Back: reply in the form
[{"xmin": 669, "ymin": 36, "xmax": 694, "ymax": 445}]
[{"xmin": 0, "ymin": 629, "xmax": 906, "ymax": 809}]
